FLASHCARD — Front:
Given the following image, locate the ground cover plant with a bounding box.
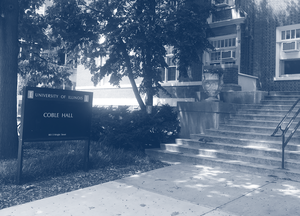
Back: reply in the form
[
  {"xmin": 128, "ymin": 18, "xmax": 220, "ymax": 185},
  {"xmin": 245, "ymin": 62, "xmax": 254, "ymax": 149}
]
[{"xmin": 0, "ymin": 141, "xmax": 169, "ymax": 210}]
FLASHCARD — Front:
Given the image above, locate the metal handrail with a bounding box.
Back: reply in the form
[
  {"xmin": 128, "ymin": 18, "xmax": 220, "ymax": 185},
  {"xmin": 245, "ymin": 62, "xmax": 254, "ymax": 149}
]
[{"xmin": 271, "ymin": 98, "xmax": 300, "ymax": 169}]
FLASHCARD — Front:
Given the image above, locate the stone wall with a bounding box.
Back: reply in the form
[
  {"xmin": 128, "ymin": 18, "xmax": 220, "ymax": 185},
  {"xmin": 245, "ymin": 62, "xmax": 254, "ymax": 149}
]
[{"xmin": 178, "ymin": 101, "xmax": 238, "ymax": 138}]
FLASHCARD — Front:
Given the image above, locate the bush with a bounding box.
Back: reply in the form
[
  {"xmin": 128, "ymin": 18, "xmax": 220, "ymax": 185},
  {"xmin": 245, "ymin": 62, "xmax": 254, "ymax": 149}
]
[{"xmin": 91, "ymin": 105, "xmax": 180, "ymax": 150}]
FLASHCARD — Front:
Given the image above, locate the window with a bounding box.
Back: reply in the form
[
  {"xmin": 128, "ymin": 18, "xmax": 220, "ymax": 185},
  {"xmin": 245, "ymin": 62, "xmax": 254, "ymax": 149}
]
[
  {"xmin": 166, "ymin": 56, "xmax": 177, "ymax": 81},
  {"xmin": 167, "ymin": 67, "xmax": 177, "ymax": 81},
  {"xmin": 208, "ymin": 37, "xmax": 237, "ymax": 65},
  {"xmin": 211, "ymin": 52, "xmax": 221, "ymax": 61},
  {"xmin": 161, "ymin": 46, "xmax": 179, "ymax": 82},
  {"xmin": 210, "ymin": 50, "xmax": 236, "ymax": 64},
  {"xmin": 211, "ymin": 38, "xmax": 236, "ymax": 48},
  {"xmin": 222, "ymin": 50, "xmax": 235, "ymax": 58},
  {"xmin": 275, "ymin": 24, "xmax": 300, "ymax": 80},
  {"xmin": 281, "ymin": 28, "xmax": 300, "ymax": 40},
  {"xmin": 297, "ymin": 29, "xmax": 300, "ymax": 38},
  {"xmin": 284, "ymin": 60, "xmax": 300, "ymax": 75},
  {"xmin": 162, "ymin": 46, "xmax": 202, "ymax": 82}
]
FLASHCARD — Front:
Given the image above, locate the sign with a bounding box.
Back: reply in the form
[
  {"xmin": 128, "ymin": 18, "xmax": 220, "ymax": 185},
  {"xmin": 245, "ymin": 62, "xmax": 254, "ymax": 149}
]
[
  {"xmin": 17, "ymin": 87, "xmax": 93, "ymax": 184},
  {"xmin": 21, "ymin": 87, "xmax": 93, "ymax": 141}
]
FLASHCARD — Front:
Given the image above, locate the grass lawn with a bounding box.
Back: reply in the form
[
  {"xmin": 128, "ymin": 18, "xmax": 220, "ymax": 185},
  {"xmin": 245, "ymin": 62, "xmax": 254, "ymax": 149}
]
[{"xmin": 0, "ymin": 141, "xmax": 169, "ymax": 210}]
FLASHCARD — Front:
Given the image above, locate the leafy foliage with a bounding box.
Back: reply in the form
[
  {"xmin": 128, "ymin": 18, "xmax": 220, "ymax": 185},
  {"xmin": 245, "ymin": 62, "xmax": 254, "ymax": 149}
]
[
  {"xmin": 46, "ymin": 0, "xmax": 213, "ymax": 108},
  {"xmin": 166, "ymin": 0, "xmax": 213, "ymax": 79},
  {"xmin": 91, "ymin": 105, "xmax": 180, "ymax": 150},
  {"xmin": 18, "ymin": 0, "xmax": 73, "ymax": 89}
]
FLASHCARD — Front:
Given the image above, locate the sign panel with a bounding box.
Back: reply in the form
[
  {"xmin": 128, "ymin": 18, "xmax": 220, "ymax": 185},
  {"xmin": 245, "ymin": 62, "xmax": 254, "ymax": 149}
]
[{"xmin": 21, "ymin": 87, "xmax": 93, "ymax": 141}]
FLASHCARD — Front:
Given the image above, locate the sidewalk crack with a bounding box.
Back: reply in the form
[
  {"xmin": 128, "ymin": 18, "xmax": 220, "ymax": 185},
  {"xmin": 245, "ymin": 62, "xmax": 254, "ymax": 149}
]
[{"xmin": 199, "ymin": 181, "xmax": 275, "ymax": 216}]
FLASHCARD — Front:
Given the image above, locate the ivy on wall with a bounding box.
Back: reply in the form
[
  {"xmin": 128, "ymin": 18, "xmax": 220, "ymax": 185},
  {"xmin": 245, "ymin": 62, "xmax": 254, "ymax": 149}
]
[{"xmin": 240, "ymin": 0, "xmax": 300, "ymax": 91}]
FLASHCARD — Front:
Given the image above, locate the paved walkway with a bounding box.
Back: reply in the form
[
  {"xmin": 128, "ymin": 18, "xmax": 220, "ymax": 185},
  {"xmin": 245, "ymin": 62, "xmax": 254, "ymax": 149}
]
[{"xmin": 1, "ymin": 164, "xmax": 300, "ymax": 215}]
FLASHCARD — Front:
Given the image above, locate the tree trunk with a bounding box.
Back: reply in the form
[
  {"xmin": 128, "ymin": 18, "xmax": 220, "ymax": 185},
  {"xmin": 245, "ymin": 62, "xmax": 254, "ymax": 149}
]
[
  {"xmin": 127, "ymin": 68, "xmax": 146, "ymax": 112},
  {"xmin": 144, "ymin": 88, "xmax": 153, "ymax": 114},
  {"xmin": 144, "ymin": 55, "xmax": 154, "ymax": 114},
  {"xmin": 144, "ymin": 0, "xmax": 156, "ymax": 114},
  {"xmin": 119, "ymin": 39, "xmax": 146, "ymax": 112},
  {"xmin": 0, "ymin": 0, "xmax": 19, "ymax": 159},
  {"xmin": 144, "ymin": 45, "xmax": 154, "ymax": 114}
]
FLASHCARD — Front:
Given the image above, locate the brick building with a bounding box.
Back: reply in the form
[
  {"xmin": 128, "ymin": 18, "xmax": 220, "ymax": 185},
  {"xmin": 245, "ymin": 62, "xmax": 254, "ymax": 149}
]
[{"xmin": 239, "ymin": 0, "xmax": 300, "ymax": 91}]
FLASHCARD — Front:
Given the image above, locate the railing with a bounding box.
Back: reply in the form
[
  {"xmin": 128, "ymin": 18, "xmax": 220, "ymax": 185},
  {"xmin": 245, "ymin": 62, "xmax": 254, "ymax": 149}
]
[{"xmin": 271, "ymin": 98, "xmax": 300, "ymax": 169}]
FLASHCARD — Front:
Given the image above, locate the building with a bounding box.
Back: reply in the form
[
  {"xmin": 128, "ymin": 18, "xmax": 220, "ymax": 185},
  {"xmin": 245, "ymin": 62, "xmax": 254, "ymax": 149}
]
[
  {"xmin": 74, "ymin": 0, "xmax": 256, "ymax": 107},
  {"xmin": 22, "ymin": 0, "xmax": 300, "ymax": 108}
]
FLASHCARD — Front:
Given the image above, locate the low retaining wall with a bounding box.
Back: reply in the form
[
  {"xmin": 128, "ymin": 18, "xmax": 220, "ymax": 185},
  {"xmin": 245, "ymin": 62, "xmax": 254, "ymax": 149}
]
[{"xmin": 178, "ymin": 101, "xmax": 238, "ymax": 138}]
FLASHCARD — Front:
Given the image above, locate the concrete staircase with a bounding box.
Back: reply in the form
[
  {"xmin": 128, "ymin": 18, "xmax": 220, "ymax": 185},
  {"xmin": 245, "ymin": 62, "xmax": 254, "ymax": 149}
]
[{"xmin": 146, "ymin": 92, "xmax": 300, "ymax": 181}]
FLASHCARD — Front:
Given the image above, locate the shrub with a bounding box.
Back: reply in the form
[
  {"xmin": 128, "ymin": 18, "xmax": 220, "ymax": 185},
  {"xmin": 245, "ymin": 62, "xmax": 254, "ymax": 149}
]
[{"xmin": 91, "ymin": 105, "xmax": 180, "ymax": 150}]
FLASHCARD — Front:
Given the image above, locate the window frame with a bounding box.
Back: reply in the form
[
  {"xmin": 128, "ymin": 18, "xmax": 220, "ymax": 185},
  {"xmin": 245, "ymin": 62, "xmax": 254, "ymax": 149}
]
[
  {"xmin": 206, "ymin": 34, "xmax": 237, "ymax": 66},
  {"xmin": 275, "ymin": 24, "xmax": 300, "ymax": 81},
  {"xmin": 162, "ymin": 54, "xmax": 179, "ymax": 82}
]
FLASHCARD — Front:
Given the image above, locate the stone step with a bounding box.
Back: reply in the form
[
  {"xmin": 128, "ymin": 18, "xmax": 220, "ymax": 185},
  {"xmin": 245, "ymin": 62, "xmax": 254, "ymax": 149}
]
[
  {"xmin": 218, "ymin": 124, "xmax": 274, "ymax": 134},
  {"xmin": 146, "ymin": 91, "xmax": 300, "ymax": 182},
  {"xmin": 237, "ymin": 109, "xmax": 298, "ymax": 115},
  {"xmin": 238, "ymin": 104, "xmax": 300, "ymax": 111},
  {"xmin": 145, "ymin": 148, "xmax": 300, "ymax": 181},
  {"xmin": 174, "ymin": 139, "xmax": 300, "ymax": 160},
  {"xmin": 218, "ymin": 124, "xmax": 300, "ymax": 136},
  {"xmin": 269, "ymin": 91, "xmax": 300, "ymax": 96},
  {"xmin": 230, "ymin": 113, "xmax": 300, "ymax": 121},
  {"xmin": 178, "ymin": 138, "xmax": 280, "ymax": 151},
  {"xmin": 224, "ymin": 119, "xmax": 294, "ymax": 128},
  {"xmin": 188, "ymin": 134, "xmax": 300, "ymax": 151},
  {"xmin": 261, "ymin": 100, "xmax": 298, "ymax": 105},
  {"xmin": 185, "ymin": 134, "xmax": 300, "ymax": 151},
  {"xmin": 264, "ymin": 95, "xmax": 300, "ymax": 100},
  {"xmin": 194, "ymin": 129, "xmax": 300, "ymax": 143},
  {"xmin": 161, "ymin": 143, "xmax": 300, "ymax": 169}
]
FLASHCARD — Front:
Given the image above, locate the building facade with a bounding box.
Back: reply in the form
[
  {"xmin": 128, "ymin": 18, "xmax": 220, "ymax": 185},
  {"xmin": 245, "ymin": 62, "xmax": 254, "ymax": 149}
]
[
  {"xmin": 239, "ymin": 0, "xmax": 300, "ymax": 91},
  {"xmin": 75, "ymin": 0, "xmax": 300, "ymax": 107}
]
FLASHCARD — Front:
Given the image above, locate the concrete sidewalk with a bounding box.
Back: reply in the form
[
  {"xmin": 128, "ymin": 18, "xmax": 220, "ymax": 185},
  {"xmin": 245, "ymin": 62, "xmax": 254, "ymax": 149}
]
[{"xmin": 1, "ymin": 164, "xmax": 300, "ymax": 216}]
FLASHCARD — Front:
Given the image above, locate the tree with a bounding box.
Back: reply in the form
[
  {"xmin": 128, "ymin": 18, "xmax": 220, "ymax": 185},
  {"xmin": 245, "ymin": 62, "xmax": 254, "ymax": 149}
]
[
  {"xmin": 47, "ymin": 0, "xmax": 213, "ymax": 112},
  {"xmin": 0, "ymin": 0, "xmax": 19, "ymax": 159},
  {"xmin": 0, "ymin": 0, "xmax": 75, "ymax": 159}
]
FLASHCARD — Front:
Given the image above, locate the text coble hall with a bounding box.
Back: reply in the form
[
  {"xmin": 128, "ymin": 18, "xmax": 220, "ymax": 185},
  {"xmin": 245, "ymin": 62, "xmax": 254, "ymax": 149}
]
[{"xmin": 43, "ymin": 112, "xmax": 73, "ymax": 118}]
